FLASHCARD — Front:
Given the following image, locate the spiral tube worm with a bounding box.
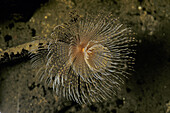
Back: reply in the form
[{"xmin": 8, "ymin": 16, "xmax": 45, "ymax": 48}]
[{"xmin": 30, "ymin": 12, "xmax": 137, "ymax": 104}]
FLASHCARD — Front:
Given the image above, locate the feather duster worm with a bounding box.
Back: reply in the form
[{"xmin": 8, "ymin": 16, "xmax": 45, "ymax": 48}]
[{"xmin": 30, "ymin": 12, "xmax": 137, "ymax": 104}]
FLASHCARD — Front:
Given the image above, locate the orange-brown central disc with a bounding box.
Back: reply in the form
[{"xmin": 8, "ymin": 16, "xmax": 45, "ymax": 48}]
[
  {"xmin": 81, "ymin": 47, "xmax": 85, "ymax": 52},
  {"xmin": 77, "ymin": 43, "xmax": 86, "ymax": 53}
]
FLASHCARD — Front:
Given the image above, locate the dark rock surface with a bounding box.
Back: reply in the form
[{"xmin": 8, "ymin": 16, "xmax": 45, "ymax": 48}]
[{"xmin": 0, "ymin": 0, "xmax": 170, "ymax": 113}]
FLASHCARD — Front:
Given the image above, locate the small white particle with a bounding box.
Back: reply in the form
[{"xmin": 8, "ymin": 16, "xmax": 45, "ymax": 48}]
[{"xmin": 138, "ymin": 6, "xmax": 142, "ymax": 10}]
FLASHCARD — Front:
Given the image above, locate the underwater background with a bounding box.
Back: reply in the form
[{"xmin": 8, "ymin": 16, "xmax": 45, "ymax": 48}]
[{"xmin": 0, "ymin": 0, "xmax": 170, "ymax": 113}]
